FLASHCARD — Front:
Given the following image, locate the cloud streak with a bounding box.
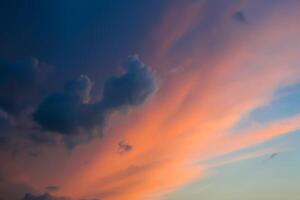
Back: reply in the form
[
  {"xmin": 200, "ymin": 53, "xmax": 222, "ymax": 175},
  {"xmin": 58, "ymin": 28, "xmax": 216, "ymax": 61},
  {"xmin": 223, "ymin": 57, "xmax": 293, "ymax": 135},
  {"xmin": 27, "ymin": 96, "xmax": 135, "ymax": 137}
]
[
  {"xmin": 22, "ymin": 193, "xmax": 70, "ymax": 200},
  {"xmin": 1, "ymin": 1, "xmax": 300, "ymax": 200},
  {"xmin": 57, "ymin": 1, "xmax": 300, "ymax": 199}
]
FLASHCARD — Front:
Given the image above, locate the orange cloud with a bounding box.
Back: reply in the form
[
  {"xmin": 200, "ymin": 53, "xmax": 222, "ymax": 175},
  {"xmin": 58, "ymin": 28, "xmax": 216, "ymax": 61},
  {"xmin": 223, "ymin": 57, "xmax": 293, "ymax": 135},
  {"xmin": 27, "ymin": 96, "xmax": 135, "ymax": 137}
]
[
  {"xmin": 5, "ymin": 1, "xmax": 300, "ymax": 200},
  {"xmin": 54, "ymin": 3, "xmax": 300, "ymax": 199}
]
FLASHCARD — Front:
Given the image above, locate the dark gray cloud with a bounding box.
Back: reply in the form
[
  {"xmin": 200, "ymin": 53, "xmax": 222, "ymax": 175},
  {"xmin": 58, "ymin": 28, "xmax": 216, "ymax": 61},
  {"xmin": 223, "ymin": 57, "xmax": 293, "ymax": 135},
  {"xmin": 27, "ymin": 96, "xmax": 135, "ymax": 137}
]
[
  {"xmin": 234, "ymin": 11, "xmax": 247, "ymax": 24},
  {"xmin": 33, "ymin": 56, "xmax": 156, "ymax": 146},
  {"xmin": 22, "ymin": 193, "xmax": 70, "ymax": 200},
  {"xmin": 79, "ymin": 198, "xmax": 100, "ymax": 200},
  {"xmin": 21, "ymin": 193, "xmax": 98, "ymax": 200},
  {"xmin": 101, "ymin": 55, "xmax": 156, "ymax": 109},
  {"xmin": 32, "ymin": 75, "xmax": 95, "ymax": 134},
  {"xmin": 0, "ymin": 57, "xmax": 59, "ymax": 149},
  {"xmin": 118, "ymin": 141, "xmax": 133, "ymax": 154},
  {"xmin": 45, "ymin": 185, "xmax": 60, "ymax": 192},
  {"xmin": 0, "ymin": 55, "xmax": 156, "ymax": 149},
  {"xmin": 270, "ymin": 153, "xmax": 278, "ymax": 159},
  {"xmin": 64, "ymin": 75, "xmax": 93, "ymax": 104}
]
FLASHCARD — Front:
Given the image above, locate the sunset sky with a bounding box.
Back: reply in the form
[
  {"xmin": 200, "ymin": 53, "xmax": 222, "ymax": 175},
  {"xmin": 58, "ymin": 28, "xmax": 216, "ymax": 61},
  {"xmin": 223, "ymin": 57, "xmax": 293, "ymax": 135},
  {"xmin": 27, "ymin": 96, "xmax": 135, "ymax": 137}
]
[{"xmin": 0, "ymin": 1, "xmax": 300, "ymax": 200}]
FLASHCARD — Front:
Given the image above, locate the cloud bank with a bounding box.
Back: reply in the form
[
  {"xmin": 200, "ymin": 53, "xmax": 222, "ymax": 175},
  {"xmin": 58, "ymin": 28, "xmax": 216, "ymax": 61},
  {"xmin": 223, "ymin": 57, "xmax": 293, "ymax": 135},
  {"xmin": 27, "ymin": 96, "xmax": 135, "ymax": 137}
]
[
  {"xmin": 0, "ymin": 55, "xmax": 156, "ymax": 149},
  {"xmin": 32, "ymin": 55, "xmax": 156, "ymax": 146}
]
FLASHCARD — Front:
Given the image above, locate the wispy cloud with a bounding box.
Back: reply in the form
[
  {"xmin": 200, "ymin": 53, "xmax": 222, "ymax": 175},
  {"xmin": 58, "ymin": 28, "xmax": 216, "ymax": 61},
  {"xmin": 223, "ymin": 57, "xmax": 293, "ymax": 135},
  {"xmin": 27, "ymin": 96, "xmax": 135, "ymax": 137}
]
[{"xmin": 1, "ymin": 1, "xmax": 300, "ymax": 200}]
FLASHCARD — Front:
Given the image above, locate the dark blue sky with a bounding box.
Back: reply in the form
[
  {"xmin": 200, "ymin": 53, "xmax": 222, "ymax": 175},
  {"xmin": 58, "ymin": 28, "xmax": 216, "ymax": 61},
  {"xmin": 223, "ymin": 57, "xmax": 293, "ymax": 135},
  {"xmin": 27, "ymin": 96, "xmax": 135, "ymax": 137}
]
[{"xmin": 0, "ymin": 0, "xmax": 167, "ymax": 81}]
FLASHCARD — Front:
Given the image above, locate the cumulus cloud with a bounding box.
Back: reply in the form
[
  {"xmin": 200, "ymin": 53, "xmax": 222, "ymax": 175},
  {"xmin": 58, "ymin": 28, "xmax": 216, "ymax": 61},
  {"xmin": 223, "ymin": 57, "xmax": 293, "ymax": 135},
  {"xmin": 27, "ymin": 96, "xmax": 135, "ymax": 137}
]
[
  {"xmin": 101, "ymin": 55, "xmax": 156, "ymax": 109},
  {"xmin": 32, "ymin": 75, "xmax": 95, "ymax": 134},
  {"xmin": 33, "ymin": 55, "xmax": 156, "ymax": 146},
  {"xmin": 0, "ymin": 55, "xmax": 156, "ymax": 149},
  {"xmin": 0, "ymin": 57, "xmax": 58, "ymax": 149},
  {"xmin": 64, "ymin": 75, "xmax": 94, "ymax": 104}
]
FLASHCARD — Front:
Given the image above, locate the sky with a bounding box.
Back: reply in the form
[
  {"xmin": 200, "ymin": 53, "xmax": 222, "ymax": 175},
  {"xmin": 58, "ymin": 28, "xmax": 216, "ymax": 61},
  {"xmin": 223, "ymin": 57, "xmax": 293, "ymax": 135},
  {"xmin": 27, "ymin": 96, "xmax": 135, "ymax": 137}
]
[{"xmin": 0, "ymin": 0, "xmax": 300, "ymax": 200}]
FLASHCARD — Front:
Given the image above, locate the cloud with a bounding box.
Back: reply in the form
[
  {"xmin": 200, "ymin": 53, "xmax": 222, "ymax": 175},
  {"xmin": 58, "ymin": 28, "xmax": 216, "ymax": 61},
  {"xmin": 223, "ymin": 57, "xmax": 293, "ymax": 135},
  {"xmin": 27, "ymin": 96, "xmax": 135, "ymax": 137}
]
[
  {"xmin": 33, "ymin": 55, "xmax": 156, "ymax": 146},
  {"xmin": 101, "ymin": 55, "xmax": 156, "ymax": 109},
  {"xmin": 45, "ymin": 185, "xmax": 60, "ymax": 192},
  {"xmin": 269, "ymin": 152, "xmax": 278, "ymax": 159},
  {"xmin": 0, "ymin": 110, "xmax": 10, "ymax": 129},
  {"xmin": 0, "ymin": 172, "xmax": 36, "ymax": 200},
  {"xmin": 0, "ymin": 57, "xmax": 58, "ymax": 149},
  {"xmin": 22, "ymin": 193, "xmax": 70, "ymax": 200},
  {"xmin": 21, "ymin": 193, "xmax": 98, "ymax": 200},
  {"xmin": 0, "ymin": 58, "xmax": 39, "ymax": 114},
  {"xmin": 63, "ymin": 2, "xmax": 300, "ymax": 198},
  {"xmin": 0, "ymin": 110, "xmax": 12, "ymax": 147},
  {"xmin": 79, "ymin": 198, "xmax": 99, "ymax": 200},
  {"xmin": 234, "ymin": 11, "xmax": 247, "ymax": 24},
  {"xmin": 118, "ymin": 140, "xmax": 133, "ymax": 154},
  {"xmin": 3, "ymin": 2, "xmax": 300, "ymax": 200},
  {"xmin": 64, "ymin": 75, "xmax": 94, "ymax": 104},
  {"xmin": 33, "ymin": 75, "xmax": 95, "ymax": 135}
]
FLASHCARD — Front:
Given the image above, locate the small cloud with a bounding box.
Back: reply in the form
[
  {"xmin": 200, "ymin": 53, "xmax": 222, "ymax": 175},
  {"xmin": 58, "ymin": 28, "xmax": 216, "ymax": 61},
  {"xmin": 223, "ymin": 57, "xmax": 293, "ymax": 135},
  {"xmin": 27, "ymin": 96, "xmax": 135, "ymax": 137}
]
[
  {"xmin": 169, "ymin": 66, "xmax": 185, "ymax": 74},
  {"xmin": 234, "ymin": 11, "xmax": 247, "ymax": 24},
  {"xmin": 22, "ymin": 192, "xmax": 70, "ymax": 200},
  {"xmin": 262, "ymin": 152, "xmax": 280, "ymax": 164},
  {"xmin": 269, "ymin": 152, "xmax": 278, "ymax": 159},
  {"xmin": 118, "ymin": 141, "xmax": 133, "ymax": 154},
  {"xmin": 45, "ymin": 185, "xmax": 60, "ymax": 192},
  {"xmin": 79, "ymin": 198, "xmax": 100, "ymax": 200},
  {"xmin": 28, "ymin": 151, "xmax": 39, "ymax": 158}
]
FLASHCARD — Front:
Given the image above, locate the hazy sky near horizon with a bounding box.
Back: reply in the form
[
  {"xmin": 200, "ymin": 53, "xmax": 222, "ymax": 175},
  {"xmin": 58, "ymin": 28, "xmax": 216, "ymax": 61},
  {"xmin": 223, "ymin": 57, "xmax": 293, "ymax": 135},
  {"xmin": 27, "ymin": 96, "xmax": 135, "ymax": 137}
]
[{"xmin": 0, "ymin": 1, "xmax": 300, "ymax": 200}]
